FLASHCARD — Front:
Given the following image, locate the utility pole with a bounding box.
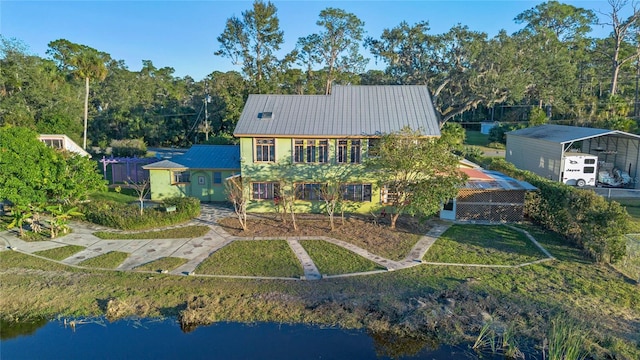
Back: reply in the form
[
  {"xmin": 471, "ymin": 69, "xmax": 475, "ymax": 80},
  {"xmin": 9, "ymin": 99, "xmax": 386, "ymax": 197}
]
[{"xmin": 203, "ymin": 83, "xmax": 211, "ymax": 141}]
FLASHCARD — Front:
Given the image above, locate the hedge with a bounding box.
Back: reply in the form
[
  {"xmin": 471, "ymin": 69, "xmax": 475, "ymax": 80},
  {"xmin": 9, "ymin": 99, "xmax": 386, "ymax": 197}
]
[
  {"xmin": 80, "ymin": 197, "xmax": 200, "ymax": 230},
  {"xmin": 475, "ymin": 157, "xmax": 629, "ymax": 263}
]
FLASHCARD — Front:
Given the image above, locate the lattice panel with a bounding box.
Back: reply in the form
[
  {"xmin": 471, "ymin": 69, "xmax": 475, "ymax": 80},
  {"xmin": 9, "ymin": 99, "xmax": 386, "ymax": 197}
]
[{"xmin": 456, "ymin": 190, "xmax": 526, "ymax": 222}]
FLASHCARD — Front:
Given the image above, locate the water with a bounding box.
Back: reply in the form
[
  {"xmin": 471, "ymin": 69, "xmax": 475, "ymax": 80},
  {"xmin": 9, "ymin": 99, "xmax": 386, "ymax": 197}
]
[{"xmin": 1, "ymin": 318, "xmax": 501, "ymax": 359}]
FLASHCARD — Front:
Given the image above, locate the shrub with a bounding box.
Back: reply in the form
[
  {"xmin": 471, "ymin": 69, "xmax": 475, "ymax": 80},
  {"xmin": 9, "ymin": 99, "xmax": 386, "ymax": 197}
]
[
  {"xmin": 80, "ymin": 196, "xmax": 200, "ymax": 230},
  {"xmin": 110, "ymin": 139, "xmax": 147, "ymax": 157},
  {"xmin": 486, "ymin": 142, "xmax": 505, "ymax": 149},
  {"xmin": 484, "ymin": 158, "xmax": 630, "ymax": 263}
]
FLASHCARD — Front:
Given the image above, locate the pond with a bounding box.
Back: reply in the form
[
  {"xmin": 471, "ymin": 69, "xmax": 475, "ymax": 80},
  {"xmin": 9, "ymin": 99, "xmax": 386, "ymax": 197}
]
[{"xmin": 0, "ymin": 318, "xmax": 505, "ymax": 359}]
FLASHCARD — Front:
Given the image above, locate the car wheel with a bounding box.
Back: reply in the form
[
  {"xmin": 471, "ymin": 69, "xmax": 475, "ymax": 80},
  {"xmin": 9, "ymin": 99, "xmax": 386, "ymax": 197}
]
[{"xmin": 576, "ymin": 179, "xmax": 586, "ymax": 187}]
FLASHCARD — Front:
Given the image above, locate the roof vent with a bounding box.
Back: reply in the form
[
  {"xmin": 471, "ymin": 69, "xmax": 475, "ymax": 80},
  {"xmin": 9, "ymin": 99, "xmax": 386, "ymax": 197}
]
[{"xmin": 258, "ymin": 111, "xmax": 273, "ymax": 119}]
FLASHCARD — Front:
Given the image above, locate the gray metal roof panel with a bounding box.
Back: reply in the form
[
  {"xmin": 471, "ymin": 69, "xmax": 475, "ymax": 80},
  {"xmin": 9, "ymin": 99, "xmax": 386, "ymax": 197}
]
[
  {"xmin": 234, "ymin": 85, "xmax": 441, "ymax": 137},
  {"xmin": 143, "ymin": 160, "xmax": 187, "ymax": 170},
  {"xmin": 506, "ymin": 124, "xmax": 631, "ymax": 144}
]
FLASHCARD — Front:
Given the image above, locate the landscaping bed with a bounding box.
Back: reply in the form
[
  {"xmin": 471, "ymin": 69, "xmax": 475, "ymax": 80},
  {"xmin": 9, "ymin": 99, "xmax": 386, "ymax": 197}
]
[{"xmin": 217, "ymin": 213, "xmax": 430, "ymax": 260}]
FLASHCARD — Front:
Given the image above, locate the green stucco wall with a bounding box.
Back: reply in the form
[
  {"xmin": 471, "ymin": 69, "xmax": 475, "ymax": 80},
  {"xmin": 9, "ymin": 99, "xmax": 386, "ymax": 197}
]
[
  {"xmin": 148, "ymin": 169, "xmax": 238, "ymax": 202},
  {"xmin": 239, "ymin": 137, "xmax": 381, "ymax": 214}
]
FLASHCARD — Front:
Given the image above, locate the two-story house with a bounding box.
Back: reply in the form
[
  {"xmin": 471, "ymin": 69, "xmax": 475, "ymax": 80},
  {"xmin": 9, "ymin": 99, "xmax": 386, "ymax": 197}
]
[{"xmin": 233, "ymin": 85, "xmax": 441, "ymax": 213}]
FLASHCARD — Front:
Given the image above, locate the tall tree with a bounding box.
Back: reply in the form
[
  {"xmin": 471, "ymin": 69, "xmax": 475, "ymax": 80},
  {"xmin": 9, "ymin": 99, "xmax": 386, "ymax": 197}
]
[
  {"xmin": 366, "ymin": 24, "xmax": 524, "ymax": 124},
  {"xmin": 294, "ymin": 8, "xmax": 368, "ymax": 94},
  {"xmin": 599, "ymin": 0, "xmax": 640, "ymax": 96},
  {"xmin": 47, "ymin": 39, "xmax": 108, "ymax": 149},
  {"xmin": 364, "ymin": 127, "xmax": 466, "ymax": 229},
  {"xmin": 215, "ymin": 0, "xmax": 285, "ymax": 93}
]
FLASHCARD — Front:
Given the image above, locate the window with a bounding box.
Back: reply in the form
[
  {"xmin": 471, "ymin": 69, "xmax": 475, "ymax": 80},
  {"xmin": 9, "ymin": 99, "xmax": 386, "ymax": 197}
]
[
  {"xmin": 350, "ymin": 140, "xmax": 361, "ymax": 163},
  {"xmin": 252, "ymin": 182, "xmax": 280, "ymax": 200},
  {"xmin": 294, "ymin": 140, "xmax": 304, "ymax": 163},
  {"xmin": 367, "ymin": 138, "xmax": 380, "ymax": 157},
  {"xmin": 584, "ymin": 166, "xmax": 595, "ymax": 174},
  {"xmin": 293, "ymin": 139, "xmax": 329, "ymax": 163},
  {"xmin": 258, "ymin": 112, "xmax": 273, "ymax": 119},
  {"xmin": 42, "ymin": 138, "xmax": 63, "ymax": 149},
  {"xmin": 337, "ymin": 140, "xmax": 348, "ymax": 164},
  {"xmin": 198, "ymin": 176, "xmax": 206, "ymax": 185},
  {"xmin": 337, "ymin": 139, "xmax": 362, "ymax": 164},
  {"xmin": 295, "ymin": 183, "xmax": 323, "ymax": 201},
  {"xmin": 443, "ymin": 200, "xmax": 454, "ymax": 211},
  {"xmin": 172, "ymin": 171, "xmax": 190, "ymax": 184},
  {"xmin": 584, "ymin": 158, "xmax": 596, "ymax": 165},
  {"xmin": 255, "ymin": 138, "xmax": 275, "ymax": 162},
  {"xmin": 341, "ymin": 184, "xmax": 372, "ymax": 202},
  {"xmin": 213, "ymin": 172, "xmax": 222, "ymax": 184},
  {"xmin": 380, "ymin": 186, "xmax": 400, "ymax": 204}
]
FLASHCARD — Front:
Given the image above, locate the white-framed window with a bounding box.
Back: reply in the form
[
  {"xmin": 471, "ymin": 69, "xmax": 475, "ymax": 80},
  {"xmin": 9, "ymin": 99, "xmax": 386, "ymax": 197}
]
[
  {"xmin": 337, "ymin": 139, "xmax": 362, "ymax": 164},
  {"xmin": 295, "ymin": 183, "xmax": 324, "ymax": 201},
  {"xmin": 341, "ymin": 184, "xmax": 372, "ymax": 202},
  {"xmin": 198, "ymin": 176, "xmax": 206, "ymax": 185},
  {"xmin": 172, "ymin": 171, "xmax": 190, "ymax": 184},
  {"xmin": 255, "ymin": 138, "xmax": 275, "ymax": 162},
  {"xmin": 252, "ymin": 182, "xmax": 280, "ymax": 200},
  {"xmin": 293, "ymin": 139, "xmax": 329, "ymax": 164},
  {"xmin": 213, "ymin": 172, "xmax": 222, "ymax": 184}
]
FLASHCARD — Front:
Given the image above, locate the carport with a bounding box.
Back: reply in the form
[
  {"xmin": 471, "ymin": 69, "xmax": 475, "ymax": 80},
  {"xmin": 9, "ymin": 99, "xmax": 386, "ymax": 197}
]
[{"xmin": 506, "ymin": 125, "xmax": 640, "ymax": 189}]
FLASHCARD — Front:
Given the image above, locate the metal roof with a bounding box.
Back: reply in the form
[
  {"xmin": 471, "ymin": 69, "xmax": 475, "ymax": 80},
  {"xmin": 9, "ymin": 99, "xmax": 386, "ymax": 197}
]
[
  {"xmin": 507, "ymin": 124, "xmax": 640, "ymax": 144},
  {"xmin": 234, "ymin": 85, "xmax": 441, "ymax": 137},
  {"xmin": 461, "ymin": 169, "xmax": 537, "ymax": 191},
  {"xmin": 144, "ymin": 145, "xmax": 240, "ymax": 170}
]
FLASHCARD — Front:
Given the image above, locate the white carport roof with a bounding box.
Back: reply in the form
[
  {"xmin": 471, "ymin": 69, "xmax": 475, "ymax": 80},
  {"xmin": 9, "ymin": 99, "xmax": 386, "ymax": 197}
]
[{"xmin": 507, "ymin": 124, "xmax": 640, "ymax": 144}]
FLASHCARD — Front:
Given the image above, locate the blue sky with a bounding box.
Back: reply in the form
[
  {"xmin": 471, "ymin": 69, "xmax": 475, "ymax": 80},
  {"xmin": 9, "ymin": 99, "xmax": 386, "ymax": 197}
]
[{"xmin": 1, "ymin": 1, "xmax": 621, "ymax": 81}]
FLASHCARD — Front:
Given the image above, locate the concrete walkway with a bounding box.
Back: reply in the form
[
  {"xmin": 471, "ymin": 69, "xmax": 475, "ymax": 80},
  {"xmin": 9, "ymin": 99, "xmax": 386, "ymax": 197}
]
[{"xmin": 0, "ymin": 204, "xmax": 549, "ymax": 280}]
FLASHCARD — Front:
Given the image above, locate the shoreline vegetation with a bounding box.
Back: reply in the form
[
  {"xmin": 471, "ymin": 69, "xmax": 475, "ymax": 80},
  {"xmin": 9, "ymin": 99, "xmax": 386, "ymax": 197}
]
[{"xmin": 2, "ymin": 219, "xmax": 639, "ymax": 359}]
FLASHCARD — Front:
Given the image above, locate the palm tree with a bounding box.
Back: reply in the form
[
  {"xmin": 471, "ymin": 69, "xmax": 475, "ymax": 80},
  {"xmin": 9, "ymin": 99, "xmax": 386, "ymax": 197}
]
[
  {"xmin": 72, "ymin": 52, "xmax": 107, "ymax": 149},
  {"xmin": 47, "ymin": 40, "xmax": 108, "ymax": 149}
]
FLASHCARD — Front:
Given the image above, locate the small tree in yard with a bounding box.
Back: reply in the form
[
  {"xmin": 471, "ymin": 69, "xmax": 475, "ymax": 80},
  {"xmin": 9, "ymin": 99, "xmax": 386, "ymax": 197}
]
[
  {"xmin": 125, "ymin": 178, "xmax": 150, "ymax": 215},
  {"xmin": 365, "ymin": 127, "xmax": 467, "ymax": 229},
  {"xmin": 225, "ymin": 175, "xmax": 249, "ymax": 231},
  {"xmin": 46, "ymin": 205, "xmax": 83, "ymax": 238},
  {"xmin": 319, "ymin": 166, "xmax": 354, "ymax": 231},
  {"xmin": 7, "ymin": 205, "xmax": 32, "ymax": 238}
]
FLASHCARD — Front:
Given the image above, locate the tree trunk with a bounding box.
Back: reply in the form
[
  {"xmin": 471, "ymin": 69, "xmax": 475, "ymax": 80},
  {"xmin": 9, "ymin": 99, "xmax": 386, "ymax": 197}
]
[
  {"xmin": 390, "ymin": 213, "xmax": 400, "ymax": 229},
  {"xmin": 83, "ymin": 76, "xmax": 90, "ymax": 149}
]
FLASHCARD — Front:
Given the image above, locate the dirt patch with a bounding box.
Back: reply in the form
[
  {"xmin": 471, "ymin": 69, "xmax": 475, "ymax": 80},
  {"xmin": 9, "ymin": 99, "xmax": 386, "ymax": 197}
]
[{"xmin": 218, "ymin": 213, "xmax": 432, "ymax": 260}]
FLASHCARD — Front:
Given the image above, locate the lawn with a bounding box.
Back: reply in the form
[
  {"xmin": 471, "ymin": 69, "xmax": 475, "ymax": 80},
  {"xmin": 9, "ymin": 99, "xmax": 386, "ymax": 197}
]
[
  {"xmin": 78, "ymin": 251, "xmax": 129, "ymax": 269},
  {"xmin": 195, "ymin": 240, "xmax": 304, "ymax": 278},
  {"xmin": 134, "ymin": 257, "xmax": 187, "ymax": 272},
  {"xmin": 89, "ymin": 188, "xmax": 138, "ymax": 204},
  {"xmin": 300, "ymin": 240, "xmax": 385, "ymax": 275},
  {"xmin": 423, "ymin": 224, "xmax": 548, "ymax": 265},
  {"xmin": 93, "ymin": 225, "xmax": 210, "ymax": 239},
  {"xmin": 33, "ymin": 245, "xmax": 85, "ymax": 261},
  {"xmin": 464, "ymin": 131, "xmax": 490, "ymax": 146}
]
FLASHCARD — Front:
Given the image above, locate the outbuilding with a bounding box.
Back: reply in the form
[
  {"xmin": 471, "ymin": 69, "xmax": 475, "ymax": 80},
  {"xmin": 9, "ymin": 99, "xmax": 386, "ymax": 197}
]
[{"xmin": 506, "ymin": 124, "xmax": 640, "ymax": 188}]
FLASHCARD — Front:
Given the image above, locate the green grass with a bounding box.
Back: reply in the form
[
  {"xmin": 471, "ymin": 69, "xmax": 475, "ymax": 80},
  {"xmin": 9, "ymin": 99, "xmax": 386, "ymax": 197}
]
[
  {"xmin": 89, "ymin": 189, "xmax": 138, "ymax": 204},
  {"xmin": 78, "ymin": 251, "xmax": 129, "ymax": 268},
  {"xmin": 300, "ymin": 240, "xmax": 385, "ymax": 275},
  {"xmin": 134, "ymin": 257, "xmax": 187, "ymax": 272},
  {"xmin": 613, "ymin": 236, "xmax": 640, "ymax": 281},
  {"xmin": 93, "ymin": 225, "xmax": 209, "ymax": 239},
  {"xmin": 423, "ymin": 224, "xmax": 547, "ymax": 265},
  {"xmin": 196, "ymin": 240, "xmax": 304, "ymax": 278},
  {"xmin": 464, "ymin": 131, "xmax": 490, "ymax": 146},
  {"xmin": 33, "ymin": 245, "xmax": 85, "ymax": 261}
]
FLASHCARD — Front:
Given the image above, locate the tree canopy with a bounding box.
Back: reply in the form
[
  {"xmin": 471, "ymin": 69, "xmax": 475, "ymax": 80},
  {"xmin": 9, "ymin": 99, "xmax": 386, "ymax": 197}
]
[{"xmin": 3, "ymin": 1, "xmax": 640, "ymax": 149}]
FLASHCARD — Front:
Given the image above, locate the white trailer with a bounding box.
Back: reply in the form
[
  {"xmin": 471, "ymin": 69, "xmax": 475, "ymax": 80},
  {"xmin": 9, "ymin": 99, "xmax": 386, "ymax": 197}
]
[{"xmin": 561, "ymin": 153, "xmax": 598, "ymax": 187}]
